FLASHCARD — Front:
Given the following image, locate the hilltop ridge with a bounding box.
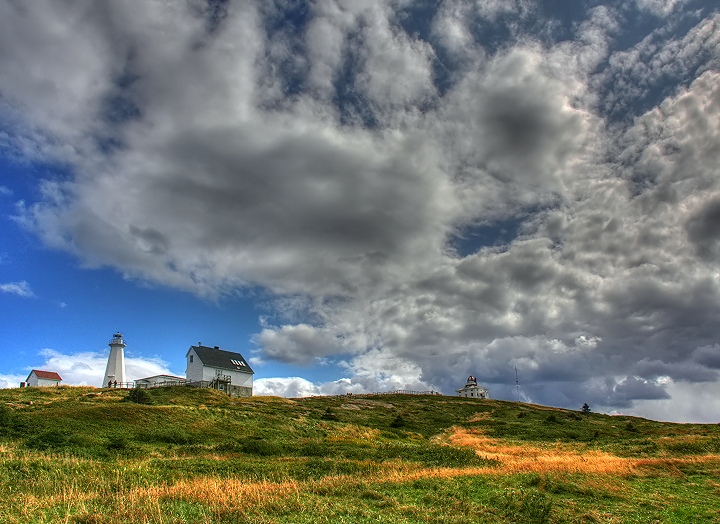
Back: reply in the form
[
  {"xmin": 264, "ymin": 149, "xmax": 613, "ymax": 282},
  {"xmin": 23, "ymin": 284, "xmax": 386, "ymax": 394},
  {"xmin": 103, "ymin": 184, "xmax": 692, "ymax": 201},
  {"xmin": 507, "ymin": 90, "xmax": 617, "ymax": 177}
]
[{"xmin": 1, "ymin": 387, "xmax": 719, "ymax": 522}]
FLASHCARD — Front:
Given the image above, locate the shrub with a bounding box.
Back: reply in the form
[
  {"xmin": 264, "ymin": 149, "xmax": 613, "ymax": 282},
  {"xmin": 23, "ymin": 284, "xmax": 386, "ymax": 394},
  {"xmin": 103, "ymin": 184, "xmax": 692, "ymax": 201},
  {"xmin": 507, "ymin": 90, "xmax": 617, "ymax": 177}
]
[
  {"xmin": 390, "ymin": 414, "xmax": 406, "ymax": 428},
  {"xmin": 238, "ymin": 436, "xmax": 284, "ymax": 456},
  {"xmin": 106, "ymin": 435, "xmax": 129, "ymax": 451},
  {"xmin": 127, "ymin": 389, "xmax": 151, "ymax": 404},
  {"xmin": 321, "ymin": 408, "xmax": 338, "ymax": 421},
  {"xmin": 25, "ymin": 429, "xmax": 73, "ymax": 450},
  {"xmin": 136, "ymin": 430, "xmax": 198, "ymax": 445}
]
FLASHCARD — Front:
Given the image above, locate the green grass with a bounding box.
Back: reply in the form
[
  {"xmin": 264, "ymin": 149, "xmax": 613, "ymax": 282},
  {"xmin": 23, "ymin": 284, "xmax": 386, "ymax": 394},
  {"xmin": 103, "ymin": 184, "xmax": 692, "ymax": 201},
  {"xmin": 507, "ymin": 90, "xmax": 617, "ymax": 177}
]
[{"xmin": 1, "ymin": 386, "xmax": 719, "ymax": 523}]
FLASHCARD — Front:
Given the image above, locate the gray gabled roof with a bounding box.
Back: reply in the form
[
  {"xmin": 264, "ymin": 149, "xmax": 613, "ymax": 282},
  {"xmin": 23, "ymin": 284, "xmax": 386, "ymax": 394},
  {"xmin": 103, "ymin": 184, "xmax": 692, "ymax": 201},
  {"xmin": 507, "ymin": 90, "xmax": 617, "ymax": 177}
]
[{"xmin": 187, "ymin": 345, "xmax": 254, "ymax": 374}]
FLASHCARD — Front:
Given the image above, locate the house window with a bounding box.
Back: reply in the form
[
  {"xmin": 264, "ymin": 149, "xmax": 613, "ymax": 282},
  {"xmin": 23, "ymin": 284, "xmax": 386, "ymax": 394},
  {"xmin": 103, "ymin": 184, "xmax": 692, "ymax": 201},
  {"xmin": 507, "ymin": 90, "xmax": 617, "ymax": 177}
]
[{"xmin": 190, "ymin": 355, "xmax": 193, "ymax": 363}]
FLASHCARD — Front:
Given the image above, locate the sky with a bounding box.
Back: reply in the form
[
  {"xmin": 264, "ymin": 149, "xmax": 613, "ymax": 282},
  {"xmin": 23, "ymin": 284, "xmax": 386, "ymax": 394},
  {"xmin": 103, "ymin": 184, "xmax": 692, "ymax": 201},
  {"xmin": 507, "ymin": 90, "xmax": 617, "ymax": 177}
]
[{"xmin": 1, "ymin": 0, "xmax": 719, "ymax": 422}]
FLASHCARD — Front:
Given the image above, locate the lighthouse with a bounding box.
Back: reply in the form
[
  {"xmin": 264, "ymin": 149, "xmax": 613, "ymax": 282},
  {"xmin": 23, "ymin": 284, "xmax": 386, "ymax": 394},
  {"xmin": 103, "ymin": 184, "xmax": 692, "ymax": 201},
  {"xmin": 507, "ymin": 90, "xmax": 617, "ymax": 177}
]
[
  {"xmin": 456, "ymin": 375, "xmax": 489, "ymax": 399},
  {"xmin": 102, "ymin": 333, "xmax": 126, "ymax": 387}
]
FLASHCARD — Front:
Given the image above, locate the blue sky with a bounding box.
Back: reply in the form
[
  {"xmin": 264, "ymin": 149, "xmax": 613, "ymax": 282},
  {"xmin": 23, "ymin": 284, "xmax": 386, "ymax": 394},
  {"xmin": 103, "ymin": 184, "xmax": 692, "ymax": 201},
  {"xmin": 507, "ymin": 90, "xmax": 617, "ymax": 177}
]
[{"xmin": 2, "ymin": 0, "xmax": 720, "ymax": 422}]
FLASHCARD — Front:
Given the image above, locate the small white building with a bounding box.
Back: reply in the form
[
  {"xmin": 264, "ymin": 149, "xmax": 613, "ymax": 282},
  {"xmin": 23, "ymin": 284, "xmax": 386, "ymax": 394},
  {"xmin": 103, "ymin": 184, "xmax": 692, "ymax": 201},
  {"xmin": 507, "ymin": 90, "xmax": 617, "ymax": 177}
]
[
  {"xmin": 26, "ymin": 370, "xmax": 62, "ymax": 387},
  {"xmin": 456, "ymin": 375, "xmax": 488, "ymax": 399},
  {"xmin": 134, "ymin": 374, "xmax": 186, "ymax": 388},
  {"xmin": 185, "ymin": 344, "xmax": 254, "ymax": 397}
]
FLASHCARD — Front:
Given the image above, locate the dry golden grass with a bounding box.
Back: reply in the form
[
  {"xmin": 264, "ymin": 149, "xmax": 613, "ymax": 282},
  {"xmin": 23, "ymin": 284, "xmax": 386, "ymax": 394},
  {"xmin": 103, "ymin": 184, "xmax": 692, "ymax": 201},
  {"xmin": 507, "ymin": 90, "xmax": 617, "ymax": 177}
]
[
  {"xmin": 326, "ymin": 424, "xmax": 382, "ymax": 443},
  {"xmin": 467, "ymin": 411, "xmax": 491, "ymax": 422},
  {"xmin": 135, "ymin": 477, "xmax": 301, "ymax": 509},
  {"xmin": 442, "ymin": 427, "xmax": 720, "ymax": 476}
]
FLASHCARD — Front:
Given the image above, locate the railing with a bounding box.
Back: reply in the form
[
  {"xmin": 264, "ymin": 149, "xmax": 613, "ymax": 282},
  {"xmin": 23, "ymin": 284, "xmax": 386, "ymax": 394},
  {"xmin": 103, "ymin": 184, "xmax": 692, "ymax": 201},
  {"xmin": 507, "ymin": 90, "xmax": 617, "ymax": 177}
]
[
  {"xmin": 329, "ymin": 390, "xmax": 443, "ymax": 397},
  {"xmin": 135, "ymin": 379, "xmax": 186, "ymax": 389},
  {"xmin": 103, "ymin": 382, "xmax": 134, "ymax": 389},
  {"xmin": 368, "ymin": 390, "xmax": 442, "ymax": 396}
]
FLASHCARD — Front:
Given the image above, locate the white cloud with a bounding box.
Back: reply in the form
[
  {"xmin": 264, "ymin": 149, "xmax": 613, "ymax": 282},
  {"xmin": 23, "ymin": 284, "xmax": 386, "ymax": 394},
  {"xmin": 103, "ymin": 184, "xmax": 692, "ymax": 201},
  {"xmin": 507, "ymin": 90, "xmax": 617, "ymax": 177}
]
[
  {"xmin": 0, "ymin": 281, "xmax": 34, "ymax": 297},
  {"xmin": 0, "ymin": 373, "xmax": 25, "ymax": 389},
  {"xmin": 254, "ymin": 376, "xmax": 368, "ymax": 397},
  {"xmin": 634, "ymin": 0, "xmax": 689, "ymax": 17},
  {"xmin": 0, "ymin": 348, "xmax": 181, "ymax": 389},
  {"xmin": 2, "ymin": 2, "xmax": 720, "ymax": 421}
]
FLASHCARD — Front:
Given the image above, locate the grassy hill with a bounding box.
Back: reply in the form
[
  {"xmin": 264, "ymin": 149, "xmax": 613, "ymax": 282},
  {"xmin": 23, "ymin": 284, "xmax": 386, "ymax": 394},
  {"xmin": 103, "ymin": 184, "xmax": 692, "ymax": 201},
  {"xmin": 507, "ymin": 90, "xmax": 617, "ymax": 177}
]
[{"xmin": 1, "ymin": 386, "xmax": 719, "ymax": 523}]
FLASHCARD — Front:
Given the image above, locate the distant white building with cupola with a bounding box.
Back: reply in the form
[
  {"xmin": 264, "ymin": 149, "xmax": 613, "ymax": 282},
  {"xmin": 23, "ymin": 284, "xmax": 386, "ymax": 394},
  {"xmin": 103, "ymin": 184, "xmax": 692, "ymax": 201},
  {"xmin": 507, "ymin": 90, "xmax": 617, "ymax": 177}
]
[{"xmin": 456, "ymin": 375, "xmax": 488, "ymax": 399}]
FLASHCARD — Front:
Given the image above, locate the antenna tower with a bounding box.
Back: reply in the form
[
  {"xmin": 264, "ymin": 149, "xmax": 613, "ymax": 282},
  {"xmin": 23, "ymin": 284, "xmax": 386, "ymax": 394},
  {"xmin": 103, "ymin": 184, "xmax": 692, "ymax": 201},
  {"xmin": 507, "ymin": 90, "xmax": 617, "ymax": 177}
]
[{"xmin": 515, "ymin": 365, "xmax": 520, "ymax": 401}]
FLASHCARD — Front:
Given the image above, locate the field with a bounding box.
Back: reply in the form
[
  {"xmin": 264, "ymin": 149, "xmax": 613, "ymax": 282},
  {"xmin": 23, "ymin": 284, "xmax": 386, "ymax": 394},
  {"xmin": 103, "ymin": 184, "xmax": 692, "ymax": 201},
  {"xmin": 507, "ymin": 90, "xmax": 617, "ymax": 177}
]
[{"xmin": 1, "ymin": 386, "xmax": 719, "ymax": 523}]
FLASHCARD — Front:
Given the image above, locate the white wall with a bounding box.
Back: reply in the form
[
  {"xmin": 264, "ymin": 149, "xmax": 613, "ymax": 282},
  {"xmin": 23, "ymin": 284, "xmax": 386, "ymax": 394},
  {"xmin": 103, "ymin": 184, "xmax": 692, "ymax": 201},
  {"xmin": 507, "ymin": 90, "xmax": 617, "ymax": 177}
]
[
  {"xmin": 185, "ymin": 348, "xmax": 204, "ymax": 383},
  {"xmin": 27, "ymin": 374, "xmax": 60, "ymax": 387},
  {"xmin": 201, "ymin": 366, "xmax": 253, "ymax": 387}
]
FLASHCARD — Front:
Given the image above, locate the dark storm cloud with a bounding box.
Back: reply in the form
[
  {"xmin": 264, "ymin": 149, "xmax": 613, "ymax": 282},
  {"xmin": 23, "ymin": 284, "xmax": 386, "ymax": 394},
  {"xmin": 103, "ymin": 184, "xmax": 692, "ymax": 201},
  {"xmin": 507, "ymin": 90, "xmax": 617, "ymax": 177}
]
[
  {"xmin": 632, "ymin": 358, "xmax": 717, "ymax": 383},
  {"xmin": 686, "ymin": 196, "xmax": 720, "ymax": 260},
  {"xmin": 690, "ymin": 344, "xmax": 720, "ymax": 369},
  {"xmin": 3, "ymin": 0, "xmax": 720, "ymax": 420},
  {"xmin": 611, "ymin": 376, "xmax": 670, "ymax": 403}
]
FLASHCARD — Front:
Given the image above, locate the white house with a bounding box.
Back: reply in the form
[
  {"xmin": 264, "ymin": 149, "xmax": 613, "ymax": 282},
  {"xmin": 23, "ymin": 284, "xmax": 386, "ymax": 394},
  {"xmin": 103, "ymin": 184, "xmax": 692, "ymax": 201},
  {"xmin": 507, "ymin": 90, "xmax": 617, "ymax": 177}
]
[
  {"xmin": 134, "ymin": 374, "xmax": 186, "ymax": 388},
  {"xmin": 185, "ymin": 344, "xmax": 254, "ymax": 397},
  {"xmin": 456, "ymin": 375, "xmax": 488, "ymax": 399},
  {"xmin": 26, "ymin": 370, "xmax": 62, "ymax": 387}
]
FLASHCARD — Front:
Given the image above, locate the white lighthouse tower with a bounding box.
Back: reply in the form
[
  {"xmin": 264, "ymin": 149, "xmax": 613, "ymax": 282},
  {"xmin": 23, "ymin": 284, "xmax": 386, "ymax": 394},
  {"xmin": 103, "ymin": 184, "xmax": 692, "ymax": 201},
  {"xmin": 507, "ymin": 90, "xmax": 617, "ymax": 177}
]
[{"xmin": 102, "ymin": 333, "xmax": 126, "ymax": 388}]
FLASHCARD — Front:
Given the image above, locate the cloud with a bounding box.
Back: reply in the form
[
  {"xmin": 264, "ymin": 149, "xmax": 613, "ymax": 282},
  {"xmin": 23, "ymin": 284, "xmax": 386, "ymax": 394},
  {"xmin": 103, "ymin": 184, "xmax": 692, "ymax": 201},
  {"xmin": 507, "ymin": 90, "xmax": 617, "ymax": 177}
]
[
  {"xmin": 254, "ymin": 376, "xmax": 368, "ymax": 397},
  {"xmin": 0, "ymin": 373, "xmax": 25, "ymax": 389},
  {"xmin": 0, "ymin": 348, "xmax": 181, "ymax": 389},
  {"xmin": 2, "ymin": 2, "xmax": 720, "ymax": 420},
  {"xmin": 634, "ymin": 0, "xmax": 689, "ymax": 17},
  {"xmin": 253, "ymin": 324, "xmax": 348, "ymax": 365},
  {"xmin": 631, "ymin": 379, "xmax": 720, "ymax": 423},
  {"xmin": 0, "ymin": 281, "xmax": 34, "ymax": 297}
]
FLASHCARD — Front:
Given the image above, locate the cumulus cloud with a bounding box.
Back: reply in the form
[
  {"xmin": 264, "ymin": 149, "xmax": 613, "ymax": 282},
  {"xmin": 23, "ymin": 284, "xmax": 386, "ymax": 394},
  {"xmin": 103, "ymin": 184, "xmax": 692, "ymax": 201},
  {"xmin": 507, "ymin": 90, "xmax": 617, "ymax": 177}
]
[
  {"xmin": 2, "ymin": 1, "xmax": 720, "ymax": 420},
  {"xmin": 0, "ymin": 373, "xmax": 25, "ymax": 389},
  {"xmin": 254, "ymin": 376, "xmax": 368, "ymax": 397},
  {"xmin": 0, "ymin": 281, "xmax": 34, "ymax": 297},
  {"xmin": 0, "ymin": 348, "xmax": 181, "ymax": 389},
  {"xmin": 634, "ymin": 0, "xmax": 689, "ymax": 17}
]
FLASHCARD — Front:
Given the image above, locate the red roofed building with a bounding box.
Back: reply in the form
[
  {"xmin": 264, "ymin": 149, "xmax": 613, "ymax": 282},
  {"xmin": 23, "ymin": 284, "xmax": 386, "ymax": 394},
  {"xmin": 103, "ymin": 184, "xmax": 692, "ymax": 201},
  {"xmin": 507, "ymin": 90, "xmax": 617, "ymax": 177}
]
[{"xmin": 26, "ymin": 370, "xmax": 62, "ymax": 387}]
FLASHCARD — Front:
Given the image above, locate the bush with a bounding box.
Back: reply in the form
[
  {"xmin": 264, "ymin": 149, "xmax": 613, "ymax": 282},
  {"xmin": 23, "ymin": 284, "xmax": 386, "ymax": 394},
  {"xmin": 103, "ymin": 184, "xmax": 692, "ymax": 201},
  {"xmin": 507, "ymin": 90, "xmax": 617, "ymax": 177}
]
[
  {"xmin": 106, "ymin": 435, "xmax": 130, "ymax": 451},
  {"xmin": 25, "ymin": 429, "xmax": 78, "ymax": 450},
  {"xmin": 127, "ymin": 389, "xmax": 151, "ymax": 404},
  {"xmin": 238, "ymin": 436, "xmax": 284, "ymax": 456},
  {"xmin": 625, "ymin": 422, "xmax": 639, "ymax": 433},
  {"xmin": 320, "ymin": 408, "xmax": 338, "ymax": 421},
  {"xmin": 390, "ymin": 414, "xmax": 406, "ymax": 428},
  {"xmin": 136, "ymin": 430, "xmax": 198, "ymax": 445}
]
